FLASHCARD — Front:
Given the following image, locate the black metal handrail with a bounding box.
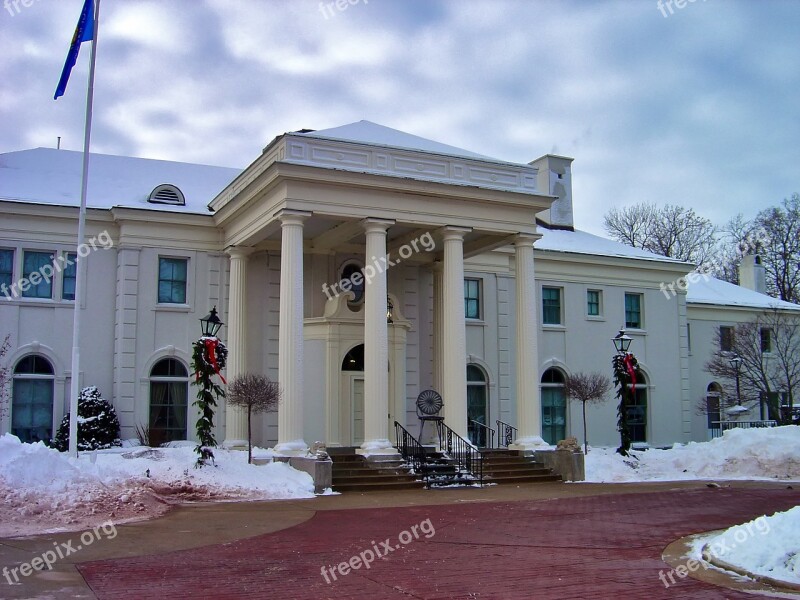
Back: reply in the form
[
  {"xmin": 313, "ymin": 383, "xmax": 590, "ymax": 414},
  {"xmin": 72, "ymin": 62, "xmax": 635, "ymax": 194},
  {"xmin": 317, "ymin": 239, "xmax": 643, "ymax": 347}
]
[
  {"xmin": 394, "ymin": 421, "xmax": 429, "ymax": 485},
  {"xmin": 496, "ymin": 419, "xmax": 517, "ymax": 447},
  {"xmin": 709, "ymin": 419, "xmax": 777, "ymax": 439},
  {"xmin": 436, "ymin": 421, "xmax": 483, "ymax": 485},
  {"xmin": 468, "ymin": 419, "xmax": 495, "ymax": 448}
]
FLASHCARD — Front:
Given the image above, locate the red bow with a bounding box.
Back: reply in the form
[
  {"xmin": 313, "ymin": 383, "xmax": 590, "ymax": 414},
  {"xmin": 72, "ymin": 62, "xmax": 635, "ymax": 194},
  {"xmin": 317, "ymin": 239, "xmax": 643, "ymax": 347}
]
[
  {"xmin": 198, "ymin": 338, "xmax": 226, "ymax": 384},
  {"xmin": 623, "ymin": 354, "xmax": 636, "ymax": 394}
]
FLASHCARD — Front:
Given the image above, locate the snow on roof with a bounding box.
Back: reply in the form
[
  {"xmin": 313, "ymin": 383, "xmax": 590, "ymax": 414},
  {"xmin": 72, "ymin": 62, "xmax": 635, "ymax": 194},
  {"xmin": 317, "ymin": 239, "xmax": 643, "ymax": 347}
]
[
  {"xmin": 536, "ymin": 227, "xmax": 689, "ymax": 265},
  {"xmin": 294, "ymin": 120, "xmax": 503, "ymax": 163},
  {"xmin": 685, "ymin": 275, "xmax": 800, "ymax": 311},
  {"xmin": 0, "ymin": 148, "xmax": 241, "ymax": 215}
]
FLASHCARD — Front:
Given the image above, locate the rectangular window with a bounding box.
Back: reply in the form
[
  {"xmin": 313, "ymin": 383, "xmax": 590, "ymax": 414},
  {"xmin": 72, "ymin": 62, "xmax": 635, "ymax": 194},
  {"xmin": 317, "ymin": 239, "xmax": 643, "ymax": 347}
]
[
  {"xmin": 720, "ymin": 326, "xmax": 734, "ymax": 352},
  {"xmin": 0, "ymin": 249, "xmax": 13, "ymax": 293},
  {"xmin": 760, "ymin": 327, "xmax": 772, "ymax": 353},
  {"xmin": 687, "ymin": 322, "xmax": 692, "ymax": 352},
  {"xmin": 587, "ymin": 290, "xmax": 601, "ymax": 316},
  {"xmin": 62, "ymin": 253, "xmax": 77, "ymax": 300},
  {"xmin": 624, "ymin": 293, "xmax": 642, "ymax": 329},
  {"xmin": 22, "ymin": 250, "xmax": 54, "ymax": 299},
  {"xmin": 158, "ymin": 257, "xmax": 188, "ymax": 304},
  {"xmin": 464, "ymin": 278, "xmax": 481, "ymax": 320},
  {"xmin": 542, "ymin": 287, "xmax": 562, "ymax": 325}
]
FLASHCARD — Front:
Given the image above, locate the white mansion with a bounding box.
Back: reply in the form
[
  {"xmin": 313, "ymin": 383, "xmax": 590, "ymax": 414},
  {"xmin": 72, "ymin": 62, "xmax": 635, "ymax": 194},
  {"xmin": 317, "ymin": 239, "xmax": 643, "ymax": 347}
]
[{"xmin": 1, "ymin": 121, "xmax": 796, "ymax": 453}]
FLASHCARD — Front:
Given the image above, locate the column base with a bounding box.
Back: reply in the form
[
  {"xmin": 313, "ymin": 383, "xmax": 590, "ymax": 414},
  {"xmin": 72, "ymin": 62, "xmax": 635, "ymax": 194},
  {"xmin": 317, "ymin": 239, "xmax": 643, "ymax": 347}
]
[
  {"xmin": 509, "ymin": 436, "xmax": 549, "ymax": 452},
  {"xmin": 222, "ymin": 439, "xmax": 249, "ymax": 450},
  {"xmin": 274, "ymin": 439, "xmax": 309, "ymax": 456},
  {"xmin": 356, "ymin": 439, "xmax": 398, "ymax": 458}
]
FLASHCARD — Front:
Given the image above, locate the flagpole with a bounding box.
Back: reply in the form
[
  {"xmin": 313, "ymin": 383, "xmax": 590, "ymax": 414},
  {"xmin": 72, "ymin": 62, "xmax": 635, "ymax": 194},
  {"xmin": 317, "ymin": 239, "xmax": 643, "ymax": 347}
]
[{"xmin": 68, "ymin": 0, "xmax": 101, "ymax": 457}]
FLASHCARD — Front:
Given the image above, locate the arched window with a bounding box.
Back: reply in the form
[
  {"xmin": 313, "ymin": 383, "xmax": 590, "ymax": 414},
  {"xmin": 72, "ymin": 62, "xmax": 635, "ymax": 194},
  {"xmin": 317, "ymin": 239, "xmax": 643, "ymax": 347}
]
[
  {"xmin": 706, "ymin": 382, "xmax": 722, "ymax": 431},
  {"xmin": 467, "ymin": 365, "xmax": 488, "ymax": 447},
  {"xmin": 341, "ymin": 344, "xmax": 365, "ymax": 371},
  {"xmin": 149, "ymin": 358, "xmax": 189, "ymax": 445},
  {"xmin": 12, "ymin": 355, "xmax": 54, "ymax": 443},
  {"xmin": 627, "ymin": 371, "xmax": 648, "ymax": 444},
  {"xmin": 541, "ymin": 368, "xmax": 567, "ymax": 445}
]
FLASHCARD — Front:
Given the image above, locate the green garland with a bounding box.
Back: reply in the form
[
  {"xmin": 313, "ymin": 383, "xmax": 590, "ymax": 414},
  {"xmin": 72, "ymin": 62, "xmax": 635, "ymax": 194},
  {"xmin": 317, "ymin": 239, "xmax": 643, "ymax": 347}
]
[
  {"xmin": 190, "ymin": 337, "xmax": 228, "ymax": 467},
  {"xmin": 612, "ymin": 352, "xmax": 638, "ymax": 457}
]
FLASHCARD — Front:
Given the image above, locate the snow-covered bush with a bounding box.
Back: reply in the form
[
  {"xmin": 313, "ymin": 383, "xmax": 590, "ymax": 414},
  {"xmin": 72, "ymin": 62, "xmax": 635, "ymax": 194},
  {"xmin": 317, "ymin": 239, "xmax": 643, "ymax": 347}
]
[{"xmin": 53, "ymin": 386, "xmax": 121, "ymax": 451}]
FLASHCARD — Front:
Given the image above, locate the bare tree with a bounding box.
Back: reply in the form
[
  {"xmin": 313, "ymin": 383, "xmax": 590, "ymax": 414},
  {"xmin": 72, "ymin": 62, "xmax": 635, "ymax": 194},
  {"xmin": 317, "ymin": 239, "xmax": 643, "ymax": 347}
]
[
  {"xmin": 753, "ymin": 194, "xmax": 800, "ymax": 303},
  {"xmin": 0, "ymin": 335, "xmax": 10, "ymax": 420},
  {"xmin": 717, "ymin": 195, "xmax": 800, "ymax": 302},
  {"xmin": 712, "ymin": 214, "xmax": 761, "ymax": 284},
  {"xmin": 227, "ymin": 373, "xmax": 281, "ymax": 463},
  {"xmin": 604, "ymin": 203, "xmax": 718, "ymax": 270},
  {"xmin": 564, "ymin": 372, "xmax": 611, "ymax": 453},
  {"xmin": 705, "ymin": 309, "xmax": 800, "ymax": 425}
]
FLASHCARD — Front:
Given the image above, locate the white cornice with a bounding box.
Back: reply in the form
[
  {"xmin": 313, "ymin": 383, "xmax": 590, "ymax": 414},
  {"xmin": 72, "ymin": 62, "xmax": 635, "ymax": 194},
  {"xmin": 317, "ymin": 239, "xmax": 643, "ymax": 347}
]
[{"xmin": 210, "ymin": 134, "xmax": 549, "ymax": 216}]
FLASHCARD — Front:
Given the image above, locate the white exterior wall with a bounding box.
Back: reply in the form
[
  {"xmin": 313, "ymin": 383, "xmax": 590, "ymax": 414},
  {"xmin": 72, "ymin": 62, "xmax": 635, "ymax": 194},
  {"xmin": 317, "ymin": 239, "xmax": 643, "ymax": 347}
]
[{"xmin": 686, "ymin": 304, "xmax": 768, "ymax": 441}]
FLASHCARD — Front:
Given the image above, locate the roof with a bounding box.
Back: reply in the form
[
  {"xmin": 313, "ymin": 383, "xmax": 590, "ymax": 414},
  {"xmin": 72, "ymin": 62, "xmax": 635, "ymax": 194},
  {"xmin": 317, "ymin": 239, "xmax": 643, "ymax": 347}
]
[
  {"xmin": 0, "ymin": 148, "xmax": 240, "ymax": 215},
  {"xmin": 536, "ymin": 227, "xmax": 689, "ymax": 265},
  {"xmin": 685, "ymin": 275, "xmax": 800, "ymax": 311},
  {"xmin": 294, "ymin": 120, "xmax": 501, "ymax": 163}
]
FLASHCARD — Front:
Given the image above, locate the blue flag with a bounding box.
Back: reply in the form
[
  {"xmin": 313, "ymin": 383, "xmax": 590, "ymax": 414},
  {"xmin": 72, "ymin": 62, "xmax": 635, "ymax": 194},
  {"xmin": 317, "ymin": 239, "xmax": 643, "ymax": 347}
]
[{"xmin": 54, "ymin": 0, "xmax": 95, "ymax": 100}]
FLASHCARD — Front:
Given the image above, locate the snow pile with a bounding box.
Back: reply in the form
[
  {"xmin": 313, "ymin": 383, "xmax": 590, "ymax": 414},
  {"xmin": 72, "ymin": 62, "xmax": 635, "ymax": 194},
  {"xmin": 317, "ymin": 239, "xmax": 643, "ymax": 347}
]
[
  {"xmin": 702, "ymin": 507, "xmax": 800, "ymax": 585},
  {"xmin": 585, "ymin": 426, "xmax": 800, "ymax": 482},
  {"xmin": 0, "ymin": 434, "xmax": 314, "ymax": 537}
]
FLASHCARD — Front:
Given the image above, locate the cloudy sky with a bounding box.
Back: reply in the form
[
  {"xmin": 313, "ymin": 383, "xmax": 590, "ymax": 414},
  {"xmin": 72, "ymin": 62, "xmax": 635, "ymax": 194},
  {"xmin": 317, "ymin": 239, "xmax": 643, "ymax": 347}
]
[{"xmin": 1, "ymin": 0, "xmax": 797, "ymax": 235}]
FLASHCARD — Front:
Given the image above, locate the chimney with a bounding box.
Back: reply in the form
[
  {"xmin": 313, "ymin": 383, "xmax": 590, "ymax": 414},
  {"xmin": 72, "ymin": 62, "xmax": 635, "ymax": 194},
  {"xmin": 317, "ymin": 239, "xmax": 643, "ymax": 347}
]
[
  {"xmin": 529, "ymin": 154, "xmax": 574, "ymax": 229},
  {"xmin": 739, "ymin": 255, "xmax": 766, "ymax": 294}
]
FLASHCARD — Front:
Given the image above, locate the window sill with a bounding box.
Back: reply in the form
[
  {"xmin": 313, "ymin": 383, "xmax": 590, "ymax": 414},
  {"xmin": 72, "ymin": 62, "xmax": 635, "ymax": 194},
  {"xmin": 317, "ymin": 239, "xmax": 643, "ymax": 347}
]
[
  {"xmin": 466, "ymin": 318, "xmax": 486, "ymax": 326},
  {"xmin": 155, "ymin": 304, "xmax": 192, "ymax": 313},
  {"xmin": 542, "ymin": 324, "xmax": 566, "ymax": 331},
  {"xmin": 586, "ymin": 315, "xmax": 605, "ymax": 322},
  {"xmin": 0, "ymin": 298, "xmax": 74, "ymax": 307}
]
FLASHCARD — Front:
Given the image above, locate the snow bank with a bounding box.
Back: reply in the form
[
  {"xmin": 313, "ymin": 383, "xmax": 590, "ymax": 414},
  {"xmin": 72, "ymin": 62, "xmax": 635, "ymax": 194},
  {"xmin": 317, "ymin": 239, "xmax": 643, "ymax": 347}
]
[
  {"xmin": 703, "ymin": 506, "xmax": 800, "ymax": 585},
  {"xmin": 585, "ymin": 426, "xmax": 800, "ymax": 482},
  {"xmin": 0, "ymin": 434, "xmax": 314, "ymax": 537}
]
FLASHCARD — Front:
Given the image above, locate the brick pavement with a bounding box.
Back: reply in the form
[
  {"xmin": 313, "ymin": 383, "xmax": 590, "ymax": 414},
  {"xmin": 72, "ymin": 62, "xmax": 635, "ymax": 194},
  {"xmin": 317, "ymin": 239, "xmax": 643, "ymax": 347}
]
[{"xmin": 77, "ymin": 487, "xmax": 799, "ymax": 599}]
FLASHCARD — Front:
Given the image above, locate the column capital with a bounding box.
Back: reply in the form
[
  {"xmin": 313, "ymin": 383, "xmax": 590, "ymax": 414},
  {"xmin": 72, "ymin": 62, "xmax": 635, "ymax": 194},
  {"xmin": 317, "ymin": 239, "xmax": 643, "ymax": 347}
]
[
  {"xmin": 225, "ymin": 246, "xmax": 255, "ymax": 260},
  {"xmin": 441, "ymin": 226, "xmax": 472, "ymax": 242},
  {"xmin": 276, "ymin": 209, "xmax": 312, "ymax": 226},
  {"xmin": 361, "ymin": 217, "xmax": 395, "ymax": 234},
  {"xmin": 514, "ymin": 232, "xmax": 543, "ymax": 246}
]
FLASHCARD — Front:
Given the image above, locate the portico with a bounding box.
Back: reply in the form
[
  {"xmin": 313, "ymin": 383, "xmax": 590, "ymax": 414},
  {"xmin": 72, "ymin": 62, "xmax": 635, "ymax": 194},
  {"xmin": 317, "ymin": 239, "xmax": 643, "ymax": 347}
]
[{"xmin": 209, "ymin": 121, "xmax": 554, "ymax": 454}]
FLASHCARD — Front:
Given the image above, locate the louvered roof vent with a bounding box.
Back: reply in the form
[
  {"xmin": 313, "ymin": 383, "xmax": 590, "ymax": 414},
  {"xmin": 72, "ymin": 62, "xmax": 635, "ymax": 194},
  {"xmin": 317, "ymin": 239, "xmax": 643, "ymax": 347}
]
[{"xmin": 148, "ymin": 184, "xmax": 185, "ymax": 206}]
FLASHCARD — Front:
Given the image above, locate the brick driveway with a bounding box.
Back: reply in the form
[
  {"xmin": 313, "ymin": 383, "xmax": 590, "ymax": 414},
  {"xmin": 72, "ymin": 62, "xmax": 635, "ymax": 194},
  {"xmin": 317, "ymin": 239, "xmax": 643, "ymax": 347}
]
[{"xmin": 78, "ymin": 487, "xmax": 799, "ymax": 599}]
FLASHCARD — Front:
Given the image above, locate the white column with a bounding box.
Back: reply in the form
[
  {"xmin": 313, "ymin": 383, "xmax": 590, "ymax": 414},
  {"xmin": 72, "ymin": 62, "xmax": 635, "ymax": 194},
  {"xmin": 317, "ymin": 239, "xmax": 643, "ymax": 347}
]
[
  {"xmin": 442, "ymin": 227, "xmax": 470, "ymax": 439},
  {"xmin": 358, "ymin": 218, "xmax": 396, "ymax": 455},
  {"xmin": 275, "ymin": 211, "xmax": 309, "ymax": 454},
  {"xmin": 510, "ymin": 234, "xmax": 547, "ymax": 449},
  {"xmin": 432, "ymin": 262, "xmax": 444, "ymax": 394},
  {"xmin": 224, "ymin": 246, "xmax": 253, "ymax": 447}
]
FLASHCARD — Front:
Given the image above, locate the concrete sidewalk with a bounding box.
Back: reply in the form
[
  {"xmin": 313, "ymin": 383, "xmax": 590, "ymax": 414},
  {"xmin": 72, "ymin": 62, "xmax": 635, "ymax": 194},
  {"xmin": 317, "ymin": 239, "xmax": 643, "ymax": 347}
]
[{"xmin": 1, "ymin": 480, "xmax": 797, "ymax": 599}]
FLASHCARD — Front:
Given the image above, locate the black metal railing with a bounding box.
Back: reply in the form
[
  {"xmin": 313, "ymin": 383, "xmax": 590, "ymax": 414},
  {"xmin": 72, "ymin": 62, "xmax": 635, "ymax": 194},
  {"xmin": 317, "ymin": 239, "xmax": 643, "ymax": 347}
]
[
  {"xmin": 709, "ymin": 419, "xmax": 777, "ymax": 439},
  {"xmin": 394, "ymin": 421, "xmax": 429, "ymax": 485},
  {"xmin": 436, "ymin": 421, "xmax": 483, "ymax": 485},
  {"xmin": 468, "ymin": 419, "xmax": 495, "ymax": 448},
  {"xmin": 496, "ymin": 419, "xmax": 517, "ymax": 447}
]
